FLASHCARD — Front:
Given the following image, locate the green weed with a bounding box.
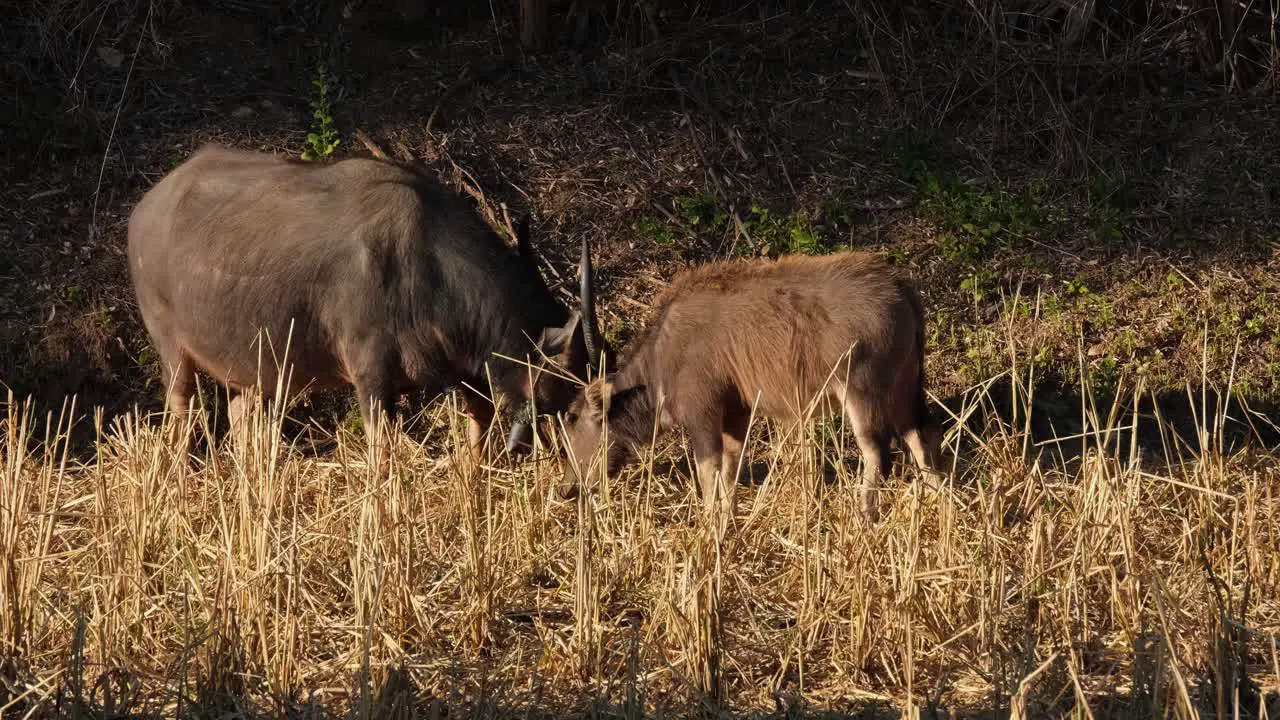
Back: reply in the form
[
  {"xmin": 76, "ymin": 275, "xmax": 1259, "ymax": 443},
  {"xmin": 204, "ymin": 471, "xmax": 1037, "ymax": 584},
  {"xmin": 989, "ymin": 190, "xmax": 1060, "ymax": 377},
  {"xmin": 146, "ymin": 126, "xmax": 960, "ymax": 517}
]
[
  {"xmin": 1090, "ymin": 165, "xmax": 1134, "ymax": 242},
  {"xmin": 341, "ymin": 403, "xmax": 364, "ymax": 435},
  {"xmin": 920, "ymin": 172, "xmax": 1039, "ymax": 267},
  {"xmin": 955, "ymin": 325, "xmax": 1001, "ymax": 383},
  {"xmin": 1267, "ymin": 361, "xmax": 1280, "ymax": 382},
  {"xmin": 631, "ymin": 214, "xmax": 677, "ymax": 246},
  {"xmin": 1063, "ymin": 277, "xmax": 1092, "ymax": 300},
  {"xmin": 741, "ymin": 205, "xmax": 841, "ymax": 257},
  {"xmin": 882, "ymin": 247, "xmax": 906, "ymax": 265},
  {"xmin": 885, "ymin": 130, "xmax": 938, "ymax": 185},
  {"xmin": 1096, "ymin": 299, "xmax": 1115, "ymax": 328},
  {"xmin": 95, "ymin": 305, "xmax": 114, "ymax": 331},
  {"xmin": 1089, "ymin": 354, "xmax": 1121, "ymax": 406},
  {"xmin": 960, "ymin": 269, "xmax": 1000, "ymax": 304},
  {"xmin": 1032, "ymin": 345, "xmax": 1054, "ymax": 367},
  {"xmin": 674, "ymin": 191, "xmax": 728, "ymax": 232},
  {"xmin": 137, "ymin": 345, "xmax": 159, "ymax": 390},
  {"xmin": 301, "ymin": 65, "xmax": 341, "ymax": 162},
  {"xmin": 1003, "ymin": 293, "xmax": 1035, "ymax": 319},
  {"xmin": 1094, "ymin": 206, "xmax": 1129, "ymax": 243},
  {"xmin": 603, "ymin": 322, "xmax": 627, "ymax": 350},
  {"xmin": 820, "ymin": 197, "xmax": 856, "ymax": 230},
  {"xmin": 1090, "ymin": 165, "xmax": 1134, "ymax": 211}
]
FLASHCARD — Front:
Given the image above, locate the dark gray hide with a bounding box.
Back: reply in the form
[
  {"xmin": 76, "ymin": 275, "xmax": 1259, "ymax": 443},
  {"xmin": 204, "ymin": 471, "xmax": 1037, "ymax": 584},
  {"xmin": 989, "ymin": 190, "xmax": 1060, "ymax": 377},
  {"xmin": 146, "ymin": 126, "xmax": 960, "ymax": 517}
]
[{"xmin": 127, "ymin": 143, "xmax": 603, "ymax": 453}]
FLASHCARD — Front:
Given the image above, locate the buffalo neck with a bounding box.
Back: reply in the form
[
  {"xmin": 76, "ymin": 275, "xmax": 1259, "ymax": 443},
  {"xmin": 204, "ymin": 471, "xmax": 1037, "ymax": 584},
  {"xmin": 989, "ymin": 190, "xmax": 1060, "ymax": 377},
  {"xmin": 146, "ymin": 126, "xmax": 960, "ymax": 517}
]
[{"xmin": 428, "ymin": 236, "xmax": 568, "ymax": 399}]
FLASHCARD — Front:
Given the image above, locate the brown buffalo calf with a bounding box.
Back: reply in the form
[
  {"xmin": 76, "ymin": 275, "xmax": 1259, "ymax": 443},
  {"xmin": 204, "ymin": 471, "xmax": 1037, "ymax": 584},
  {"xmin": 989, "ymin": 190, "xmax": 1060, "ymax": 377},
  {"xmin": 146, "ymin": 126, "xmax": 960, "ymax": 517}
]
[{"xmin": 558, "ymin": 251, "xmax": 942, "ymax": 523}]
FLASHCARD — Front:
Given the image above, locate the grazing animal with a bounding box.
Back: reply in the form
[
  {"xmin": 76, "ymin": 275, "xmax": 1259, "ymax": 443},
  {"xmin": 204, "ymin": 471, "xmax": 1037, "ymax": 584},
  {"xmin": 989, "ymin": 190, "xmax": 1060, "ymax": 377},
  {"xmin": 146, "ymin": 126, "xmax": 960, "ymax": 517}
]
[
  {"xmin": 127, "ymin": 143, "xmax": 607, "ymax": 457},
  {"xmin": 557, "ymin": 251, "xmax": 942, "ymax": 522}
]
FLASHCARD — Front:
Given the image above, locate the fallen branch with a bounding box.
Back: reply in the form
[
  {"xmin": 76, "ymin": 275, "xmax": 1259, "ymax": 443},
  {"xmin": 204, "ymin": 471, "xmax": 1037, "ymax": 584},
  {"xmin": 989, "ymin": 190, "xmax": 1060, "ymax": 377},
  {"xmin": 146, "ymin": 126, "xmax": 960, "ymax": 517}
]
[{"xmin": 353, "ymin": 128, "xmax": 391, "ymax": 161}]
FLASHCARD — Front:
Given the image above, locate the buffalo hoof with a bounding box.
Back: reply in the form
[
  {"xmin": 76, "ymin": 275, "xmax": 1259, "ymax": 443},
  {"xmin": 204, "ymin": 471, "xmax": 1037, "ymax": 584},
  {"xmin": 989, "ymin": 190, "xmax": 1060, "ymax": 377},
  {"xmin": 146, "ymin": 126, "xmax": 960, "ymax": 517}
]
[{"xmin": 859, "ymin": 485, "xmax": 881, "ymax": 523}]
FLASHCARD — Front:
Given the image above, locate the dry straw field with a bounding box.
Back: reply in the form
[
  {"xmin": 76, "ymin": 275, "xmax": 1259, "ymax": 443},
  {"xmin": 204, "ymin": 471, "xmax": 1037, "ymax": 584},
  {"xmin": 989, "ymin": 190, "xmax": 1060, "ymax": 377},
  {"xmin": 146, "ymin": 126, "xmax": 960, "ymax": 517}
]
[
  {"xmin": 3, "ymin": 0, "xmax": 1280, "ymax": 717},
  {"xmin": 3, "ymin": 328, "xmax": 1279, "ymax": 718}
]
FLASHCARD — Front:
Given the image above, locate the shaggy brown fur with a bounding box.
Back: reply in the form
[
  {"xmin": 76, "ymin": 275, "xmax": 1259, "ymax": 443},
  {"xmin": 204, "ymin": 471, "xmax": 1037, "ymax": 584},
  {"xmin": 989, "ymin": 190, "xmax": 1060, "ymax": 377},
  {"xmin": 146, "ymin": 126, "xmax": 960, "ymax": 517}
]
[{"xmin": 558, "ymin": 251, "xmax": 942, "ymax": 522}]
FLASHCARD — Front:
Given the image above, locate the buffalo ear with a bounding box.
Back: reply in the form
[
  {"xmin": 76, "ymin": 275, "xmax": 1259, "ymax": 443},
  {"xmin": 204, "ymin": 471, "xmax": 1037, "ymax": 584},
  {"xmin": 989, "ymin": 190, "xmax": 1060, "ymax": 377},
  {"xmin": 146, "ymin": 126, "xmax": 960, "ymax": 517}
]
[
  {"xmin": 607, "ymin": 384, "xmax": 647, "ymax": 421},
  {"xmin": 584, "ymin": 378, "xmax": 614, "ymax": 421},
  {"xmin": 563, "ymin": 312, "xmax": 596, "ymax": 376},
  {"xmin": 538, "ymin": 313, "xmax": 582, "ymax": 358},
  {"xmin": 586, "ymin": 382, "xmax": 646, "ymax": 424}
]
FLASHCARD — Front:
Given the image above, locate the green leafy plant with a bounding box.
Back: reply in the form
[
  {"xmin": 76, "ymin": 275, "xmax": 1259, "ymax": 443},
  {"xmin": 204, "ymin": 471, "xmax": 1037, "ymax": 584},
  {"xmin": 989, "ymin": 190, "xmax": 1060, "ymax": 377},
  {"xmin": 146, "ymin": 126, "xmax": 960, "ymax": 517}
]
[
  {"xmin": 136, "ymin": 345, "xmax": 159, "ymax": 390},
  {"xmin": 820, "ymin": 197, "xmax": 856, "ymax": 230},
  {"xmin": 631, "ymin": 214, "xmax": 677, "ymax": 246},
  {"xmin": 95, "ymin": 305, "xmax": 114, "ymax": 331},
  {"xmin": 1267, "ymin": 361, "xmax": 1280, "ymax": 382},
  {"xmin": 921, "ymin": 173, "xmax": 1039, "ymax": 267},
  {"xmin": 915, "ymin": 167, "xmax": 1041, "ymax": 304},
  {"xmin": 1094, "ymin": 206, "xmax": 1129, "ymax": 242},
  {"xmin": 302, "ymin": 65, "xmax": 341, "ymax": 162},
  {"xmin": 785, "ymin": 212, "xmax": 825, "ymax": 255},
  {"xmin": 960, "ymin": 269, "xmax": 1000, "ymax": 304},
  {"xmin": 674, "ymin": 191, "xmax": 727, "ymax": 232},
  {"xmin": 886, "ymin": 130, "xmax": 938, "ymax": 185},
  {"xmin": 1089, "ymin": 354, "xmax": 1121, "ymax": 406},
  {"xmin": 1064, "ymin": 276, "xmax": 1092, "ymax": 300},
  {"xmin": 341, "ymin": 403, "xmax": 364, "ymax": 435},
  {"xmin": 1089, "ymin": 166, "xmax": 1134, "ymax": 242},
  {"xmin": 739, "ymin": 205, "xmax": 841, "ymax": 257}
]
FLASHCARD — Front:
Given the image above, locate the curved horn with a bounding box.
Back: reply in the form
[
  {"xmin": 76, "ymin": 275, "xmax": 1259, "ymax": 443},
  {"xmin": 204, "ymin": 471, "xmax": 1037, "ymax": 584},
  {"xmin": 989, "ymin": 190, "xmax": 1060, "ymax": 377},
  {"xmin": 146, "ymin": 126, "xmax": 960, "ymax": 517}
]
[{"xmin": 580, "ymin": 237, "xmax": 602, "ymax": 366}]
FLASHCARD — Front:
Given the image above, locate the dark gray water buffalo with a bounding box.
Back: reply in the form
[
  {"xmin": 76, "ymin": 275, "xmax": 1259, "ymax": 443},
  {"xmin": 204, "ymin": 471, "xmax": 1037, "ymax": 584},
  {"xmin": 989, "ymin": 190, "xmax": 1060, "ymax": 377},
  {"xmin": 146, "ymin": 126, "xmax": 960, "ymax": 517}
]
[
  {"xmin": 556, "ymin": 250, "xmax": 943, "ymax": 522},
  {"xmin": 127, "ymin": 143, "xmax": 606, "ymax": 456}
]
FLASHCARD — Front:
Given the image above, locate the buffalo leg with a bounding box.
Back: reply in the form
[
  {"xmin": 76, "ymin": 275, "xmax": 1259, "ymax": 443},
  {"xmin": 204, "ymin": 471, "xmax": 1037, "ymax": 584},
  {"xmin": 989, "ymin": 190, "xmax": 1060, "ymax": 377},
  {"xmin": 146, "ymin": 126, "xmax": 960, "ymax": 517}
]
[
  {"xmin": 226, "ymin": 390, "xmax": 265, "ymax": 449},
  {"xmin": 161, "ymin": 354, "xmax": 195, "ymax": 413},
  {"xmin": 900, "ymin": 384, "xmax": 944, "ymax": 479},
  {"xmin": 461, "ymin": 392, "xmax": 495, "ymax": 465},
  {"xmin": 351, "ymin": 366, "xmax": 396, "ymax": 473},
  {"xmin": 689, "ymin": 418, "xmax": 733, "ymax": 535},
  {"xmin": 720, "ymin": 404, "xmax": 751, "ymax": 486},
  {"xmin": 227, "ymin": 391, "xmax": 251, "ymax": 445},
  {"xmin": 346, "ymin": 340, "xmax": 397, "ymax": 437},
  {"xmin": 902, "ymin": 427, "xmax": 943, "ymax": 477},
  {"xmin": 355, "ymin": 386, "xmax": 396, "ymax": 437},
  {"xmin": 842, "ymin": 398, "xmax": 891, "ymax": 521},
  {"xmin": 158, "ymin": 348, "xmax": 197, "ymax": 453}
]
